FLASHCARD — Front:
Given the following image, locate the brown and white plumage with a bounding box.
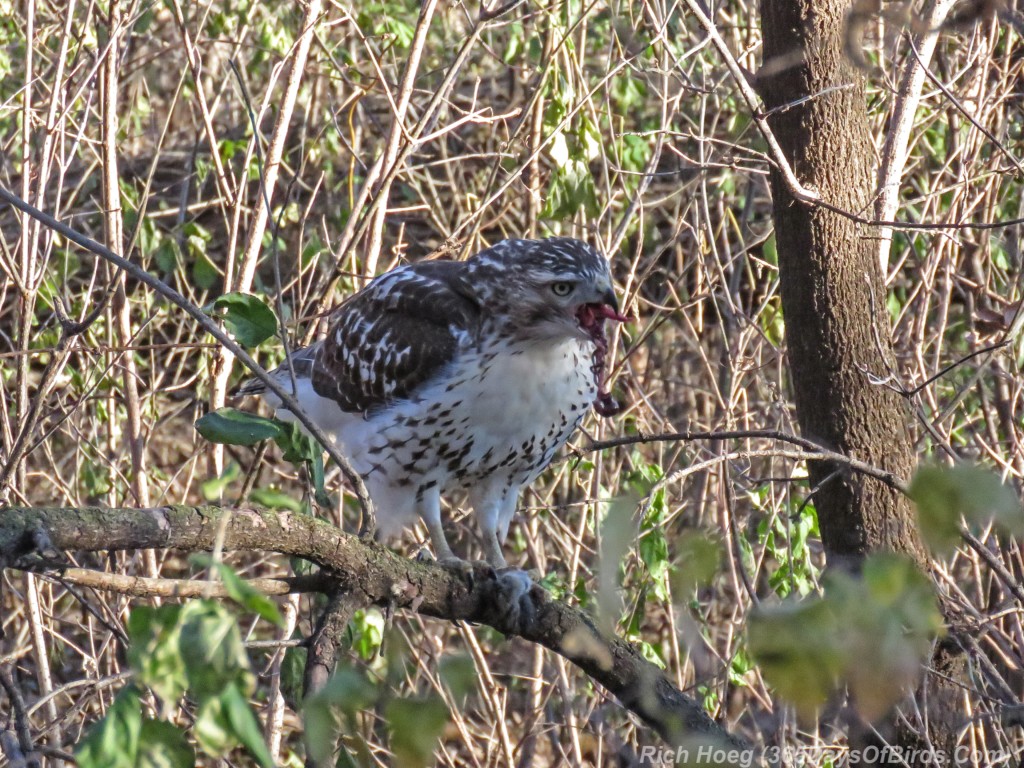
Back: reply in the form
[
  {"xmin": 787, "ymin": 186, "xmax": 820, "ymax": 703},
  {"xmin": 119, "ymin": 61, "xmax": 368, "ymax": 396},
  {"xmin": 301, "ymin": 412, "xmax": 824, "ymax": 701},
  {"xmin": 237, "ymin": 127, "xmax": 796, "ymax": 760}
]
[{"xmin": 241, "ymin": 237, "xmax": 625, "ymax": 568}]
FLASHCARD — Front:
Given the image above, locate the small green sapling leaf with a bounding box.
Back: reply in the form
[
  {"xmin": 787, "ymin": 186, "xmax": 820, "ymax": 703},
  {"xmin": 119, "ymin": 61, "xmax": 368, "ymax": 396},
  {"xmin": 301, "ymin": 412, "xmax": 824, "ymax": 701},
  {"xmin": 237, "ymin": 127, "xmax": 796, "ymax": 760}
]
[
  {"xmin": 210, "ymin": 292, "xmax": 278, "ymax": 347},
  {"xmin": 195, "ymin": 407, "xmax": 283, "ymax": 446}
]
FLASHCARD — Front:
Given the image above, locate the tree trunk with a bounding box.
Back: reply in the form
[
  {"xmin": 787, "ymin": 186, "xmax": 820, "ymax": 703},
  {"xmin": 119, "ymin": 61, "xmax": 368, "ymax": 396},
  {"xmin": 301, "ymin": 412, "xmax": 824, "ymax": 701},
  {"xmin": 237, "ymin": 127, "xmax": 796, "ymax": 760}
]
[
  {"xmin": 758, "ymin": 0, "xmax": 924, "ymax": 570},
  {"xmin": 757, "ymin": 0, "xmax": 962, "ymax": 761}
]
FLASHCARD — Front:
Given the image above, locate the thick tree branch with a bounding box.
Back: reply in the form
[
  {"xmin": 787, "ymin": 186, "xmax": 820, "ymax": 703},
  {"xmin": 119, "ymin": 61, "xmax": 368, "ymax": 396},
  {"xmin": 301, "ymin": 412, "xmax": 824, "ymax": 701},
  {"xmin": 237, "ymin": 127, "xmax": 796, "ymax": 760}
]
[
  {"xmin": 302, "ymin": 584, "xmax": 365, "ymax": 768},
  {"xmin": 0, "ymin": 504, "xmax": 746, "ymax": 750}
]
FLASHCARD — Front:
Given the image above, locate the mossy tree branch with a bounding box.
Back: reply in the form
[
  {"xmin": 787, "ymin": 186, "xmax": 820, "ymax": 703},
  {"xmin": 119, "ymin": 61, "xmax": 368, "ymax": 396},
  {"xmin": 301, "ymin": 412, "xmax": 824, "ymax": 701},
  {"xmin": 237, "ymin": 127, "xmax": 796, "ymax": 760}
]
[{"xmin": 0, "ymin": 504, "xmax": 747, "ymax": 750}]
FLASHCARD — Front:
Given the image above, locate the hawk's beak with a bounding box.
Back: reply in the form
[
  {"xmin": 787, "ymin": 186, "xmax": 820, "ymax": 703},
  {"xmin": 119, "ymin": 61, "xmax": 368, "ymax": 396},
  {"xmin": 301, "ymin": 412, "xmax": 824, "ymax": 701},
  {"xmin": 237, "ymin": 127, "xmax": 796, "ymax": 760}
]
[{"xmin": 600, "ymin": 288, "xmax": 628, "ymax": 322}]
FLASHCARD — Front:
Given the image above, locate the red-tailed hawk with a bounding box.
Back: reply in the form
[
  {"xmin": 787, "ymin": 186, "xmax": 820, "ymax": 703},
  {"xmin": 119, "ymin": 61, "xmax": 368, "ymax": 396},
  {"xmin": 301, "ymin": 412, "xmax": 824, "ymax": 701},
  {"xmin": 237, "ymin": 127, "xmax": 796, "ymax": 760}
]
[{"xmin": 241, "ymin": 237, "xmax": 625, "ymax": 570}]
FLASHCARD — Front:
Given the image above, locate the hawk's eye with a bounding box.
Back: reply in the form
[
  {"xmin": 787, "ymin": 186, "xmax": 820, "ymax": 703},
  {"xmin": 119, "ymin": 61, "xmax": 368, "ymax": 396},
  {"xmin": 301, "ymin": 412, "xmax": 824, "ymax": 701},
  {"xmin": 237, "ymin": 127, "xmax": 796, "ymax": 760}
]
[{"xmin": 551, "ymin": 282, "xmax": 574, "ymax": 297}]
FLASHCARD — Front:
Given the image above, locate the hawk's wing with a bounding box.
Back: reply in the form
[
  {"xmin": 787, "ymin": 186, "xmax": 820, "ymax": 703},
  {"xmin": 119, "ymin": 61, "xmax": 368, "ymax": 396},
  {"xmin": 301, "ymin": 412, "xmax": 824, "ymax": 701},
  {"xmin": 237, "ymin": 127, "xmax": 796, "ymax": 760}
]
[{"xmin": 311, "ymin": 260, "xmax": 482, "ymax": 413}]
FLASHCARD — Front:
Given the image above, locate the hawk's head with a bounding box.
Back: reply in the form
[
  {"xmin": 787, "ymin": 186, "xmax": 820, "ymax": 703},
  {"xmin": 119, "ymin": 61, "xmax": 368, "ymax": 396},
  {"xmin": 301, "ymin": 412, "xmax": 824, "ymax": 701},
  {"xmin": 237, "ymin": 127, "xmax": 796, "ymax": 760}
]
[
  {"xmin": 468, "ymin": 237, "xmax": 626, "ymax": 344},
  {"xmin": 467, "ymin": 237, "xmax": 627, "ymax": 415}
]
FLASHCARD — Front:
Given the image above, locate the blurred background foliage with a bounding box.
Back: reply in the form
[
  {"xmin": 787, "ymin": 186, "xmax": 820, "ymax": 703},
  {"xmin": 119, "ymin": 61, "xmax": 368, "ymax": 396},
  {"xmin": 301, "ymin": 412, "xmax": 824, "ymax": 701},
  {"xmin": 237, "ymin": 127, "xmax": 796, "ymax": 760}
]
[{"xmin": 1, "ymin": 0, "xmax": 1023, "ymax": 765}]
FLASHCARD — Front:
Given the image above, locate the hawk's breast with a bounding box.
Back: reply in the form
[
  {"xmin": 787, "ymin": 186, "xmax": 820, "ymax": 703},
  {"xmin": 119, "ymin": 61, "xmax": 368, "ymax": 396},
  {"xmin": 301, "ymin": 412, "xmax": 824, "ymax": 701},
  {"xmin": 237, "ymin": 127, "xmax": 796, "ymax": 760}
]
[{"xmin": 341, "ymin": 335, "xmax": 597, "ymax": 492}]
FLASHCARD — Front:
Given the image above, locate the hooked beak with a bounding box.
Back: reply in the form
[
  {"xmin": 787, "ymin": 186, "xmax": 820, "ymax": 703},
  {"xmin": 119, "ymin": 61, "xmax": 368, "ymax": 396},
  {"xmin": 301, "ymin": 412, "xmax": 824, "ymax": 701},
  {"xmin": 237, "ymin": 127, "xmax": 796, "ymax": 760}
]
[{"xmin": 599, "ymin": 288, "xmax": 628, "ymax": 322}]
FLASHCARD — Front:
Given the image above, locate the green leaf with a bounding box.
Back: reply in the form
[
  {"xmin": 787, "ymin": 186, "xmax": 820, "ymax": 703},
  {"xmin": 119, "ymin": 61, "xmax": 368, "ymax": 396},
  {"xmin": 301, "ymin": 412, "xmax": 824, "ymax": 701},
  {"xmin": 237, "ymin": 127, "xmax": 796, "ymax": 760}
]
[
  {"xmin": 196, "ymin": 407, "xmax": 283, "ymax": 446},
  {"xmin": 178, "ymin": 600, "xmax": 254, "ymax": 700},
  {"xmin": 334, "ymin": 741, "xmax": 362, "ymax": 768},
  {"xmin": 910, "ymin": 463, "xmax": 1021, "ymax": 555},
  {"xmin": 310, "ymin": 449, "xmax": 329, "ymax": 506},
  {"xmin": 542, "ymin": 156, "xmax": 599, "ymax": 220},
  {"xmin": 748, "ymin": 553, "xmax": 942, "ymax": 721},
  {"xmin": 273, "ymin": 421, "xmax": 330, "ymax": 502},
  {"xmin": 439, "ymin": 654, "xmax": 476, "ymax": 701},
  {"xmin": 349, "ymin": 608, "xmax": 385, "ymax": 661},
  {"xmin": 670, "ymin": 532, "xmax": 723, "ymax": 596},
  {"xmin": 194, "ymin": 694, "xmax": 233, "ymax": 757},
  {"xmin": 833, "ymin": 555, "xmax": 943, "ymax": 719},
  {"xmin": 597, "ymin": 495, "xmax": 638, "ymax": 633},
  {"xmin": 281, "ymin": 642, "xmax": 307, "ymax": 709},
  {"xmin": 192, "ymin": 250, "xmax": 219, "ymax": 290},
  {"xmin": 211, "ymin": 292, "xmax": 278, "ymax": 347},
  {"xmin": 638, "ymin": 639, "xmax": 666, "ymax": 668},
  {"xmin": 302, "ymin": 695, "xmax": 340, "ymax": 765},
  {"xmin": 201, "ymin": 461, "xmax": 241, "ymax": 501},
  {"xmin": 207, "ymin": 559, "xmax": 285, "ymax": 627},
  {"xmin": 154, "ymin": 239, "xmax": 180, "ymax": 274},
  {"xmin": 638, "ymin": 526, "xmax": 669, "ymax": 601},
  {"xmin": 76, "ymin": 685, "xmax": 144, "ymax": 768},
  {"xmin": 274, "ymin": 421, "xmax": 320, "ymax": 463},
  {"xmin": 249, "ymin": 486, "xmax": 303, "ymax": 513},
  {"xmin": 747, "ymin": 598, "xmax": 843, "ymax": 719},
  {"xmin": 127, "ymin": 605, "xmax": 188, "ymax": 706},
  {"xmin": 221, "ymin": 681, "xmax": 277, "ymax": 768},
  {"xmin": 303, "ymin": 667, "xmax": 379, "ymax": 765},
  {"xmin": 194, "ymin": 682, "xmax": 276, "ymax": 767},
  {"xmin": 82, "ymin": 462, "xmax": 112, "ymax": 498},
  {"xmin": 762, "ymin": 234, "xmax": 778, "ymax": 266},
  {"xmin": 386, "ymin": 696, "xmax": 449, "ymax": 768},
  {"xmin": 137, "ymin": 719, "xmax": 195, "ymax": 768}
]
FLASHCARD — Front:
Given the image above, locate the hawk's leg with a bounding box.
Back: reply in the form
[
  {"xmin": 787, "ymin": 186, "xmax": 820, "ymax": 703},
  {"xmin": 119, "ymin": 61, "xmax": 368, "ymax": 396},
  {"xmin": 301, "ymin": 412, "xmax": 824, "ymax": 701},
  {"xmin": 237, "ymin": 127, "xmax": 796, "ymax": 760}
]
[
  {"xmin": 471, "ymin": 487, "xmax": 537, "ymax": 631},
  {"xmin": 419, "ymin": 491, "xmax": 460, "ymax": 564},
  {"xmin": 472, "ymin": 483, "xmax": 519, "ymax": 569},
  {"xmin": 481, "ymin": 519, "xmax": 508, "ymax": 569}
]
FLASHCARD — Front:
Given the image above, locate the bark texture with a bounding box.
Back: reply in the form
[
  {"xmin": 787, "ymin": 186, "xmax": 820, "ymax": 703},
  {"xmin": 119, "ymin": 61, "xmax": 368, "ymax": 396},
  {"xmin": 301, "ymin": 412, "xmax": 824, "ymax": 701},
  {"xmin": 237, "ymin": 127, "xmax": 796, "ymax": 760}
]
[{"xmin": 758, "ymin": 0, "xmax": 925, "ymax": 569}]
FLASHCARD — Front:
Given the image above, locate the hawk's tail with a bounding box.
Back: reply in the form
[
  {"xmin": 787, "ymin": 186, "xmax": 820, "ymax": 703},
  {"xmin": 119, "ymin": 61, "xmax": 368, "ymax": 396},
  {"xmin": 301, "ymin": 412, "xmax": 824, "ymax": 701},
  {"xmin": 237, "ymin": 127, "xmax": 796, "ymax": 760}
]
[
  {"xmin": 232, "ymin": 342, "xmax": 321, "ymax": 399},
  {"xmin": 234, "ymin": 377, "xmax": 266, "ymax": 397}
]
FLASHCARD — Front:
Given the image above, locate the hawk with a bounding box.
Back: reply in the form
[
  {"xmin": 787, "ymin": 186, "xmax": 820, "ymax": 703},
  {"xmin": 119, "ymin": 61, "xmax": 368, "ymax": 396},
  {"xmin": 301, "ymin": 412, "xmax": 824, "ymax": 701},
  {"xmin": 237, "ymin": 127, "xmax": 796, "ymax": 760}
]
[{"xmin": 240, "ymin": 237, "xmax": 625, "ymax": 570}]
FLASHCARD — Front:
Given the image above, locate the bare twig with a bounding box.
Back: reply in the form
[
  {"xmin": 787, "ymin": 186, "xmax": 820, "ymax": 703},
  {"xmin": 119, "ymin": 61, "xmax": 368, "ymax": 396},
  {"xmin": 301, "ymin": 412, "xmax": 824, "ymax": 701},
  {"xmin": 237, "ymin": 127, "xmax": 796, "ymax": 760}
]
[
  {"xmin": 875, "ymin": 0, "xmax": 958, "ymax": 273},
  {"xmin": 363, "ymin": 0, "xmax": 439, "ymax": 279},
  {"xmin": 585, "ymin": 428, "xmax": 911, "ymax": 493},
  {"xmin": 49, "ymin": 567, "xmax": 332, "ymax": 600},
  {"xmin": 681, "ymin": 0, "xmax": 819, "ymax": 202},
  {"xmin": 0, "ymin": 665, "xmax": 39, "ymax": 768},
  {"xmin": 209, "ymin": 0, "xmax": 323, "ymax": 478},
  {"xmin": 101, "ymin": 0, "xmax": 151, "ymax": 512}
]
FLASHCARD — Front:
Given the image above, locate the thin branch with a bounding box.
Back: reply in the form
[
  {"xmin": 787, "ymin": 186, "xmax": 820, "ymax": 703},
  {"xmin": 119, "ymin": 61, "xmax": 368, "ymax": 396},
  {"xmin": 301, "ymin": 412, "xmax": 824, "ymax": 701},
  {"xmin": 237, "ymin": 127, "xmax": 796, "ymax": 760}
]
[
  {"xmin": 321, "ymin": 0, "xmax": 522, "ymax": 300},
  {"xmin": 0, "ymin": 665, "xmax": 38, "ymax": 768},
  {"xmin": 0, "ymin": 298, "xmax": 107, "ymax": 498},
  {"xmin": 235, "ymin": 0, "xmax": 323, "ymax": 292},
  {"xmin": 681, "ymin": 0, "xmax": 819, "ymax": 202},
  {"xmin": 958, "ymin": 529, "xmax": 1024, "ymax": 605},
  {"xmin": 905, "ymin": 339, "xmax": 1010, "ymax": 397},
  {"xmin": 164, "ymin": 0, "xmax": 236, "ymax": 212},
  {"xmin": 909, "ymin": 39, "xmax": 1024, "ymax": 181},
  {"xmin": 875, "ymin": 0, "xmax": 958, "ymax": 272},
  {"xmin": 363, "ymin": 0, "xmax": 439, "ymax": 279},
  {"xmin": 584, "ymin": 429, "xmax": 911, "ymax": 493},
  {"xmin": 209, "ymin": 0, "xmax": 323, "ymax": 478},
  {"xmin": 49, "ymin": 567, "xmax": 331, "ymax": 600}
]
